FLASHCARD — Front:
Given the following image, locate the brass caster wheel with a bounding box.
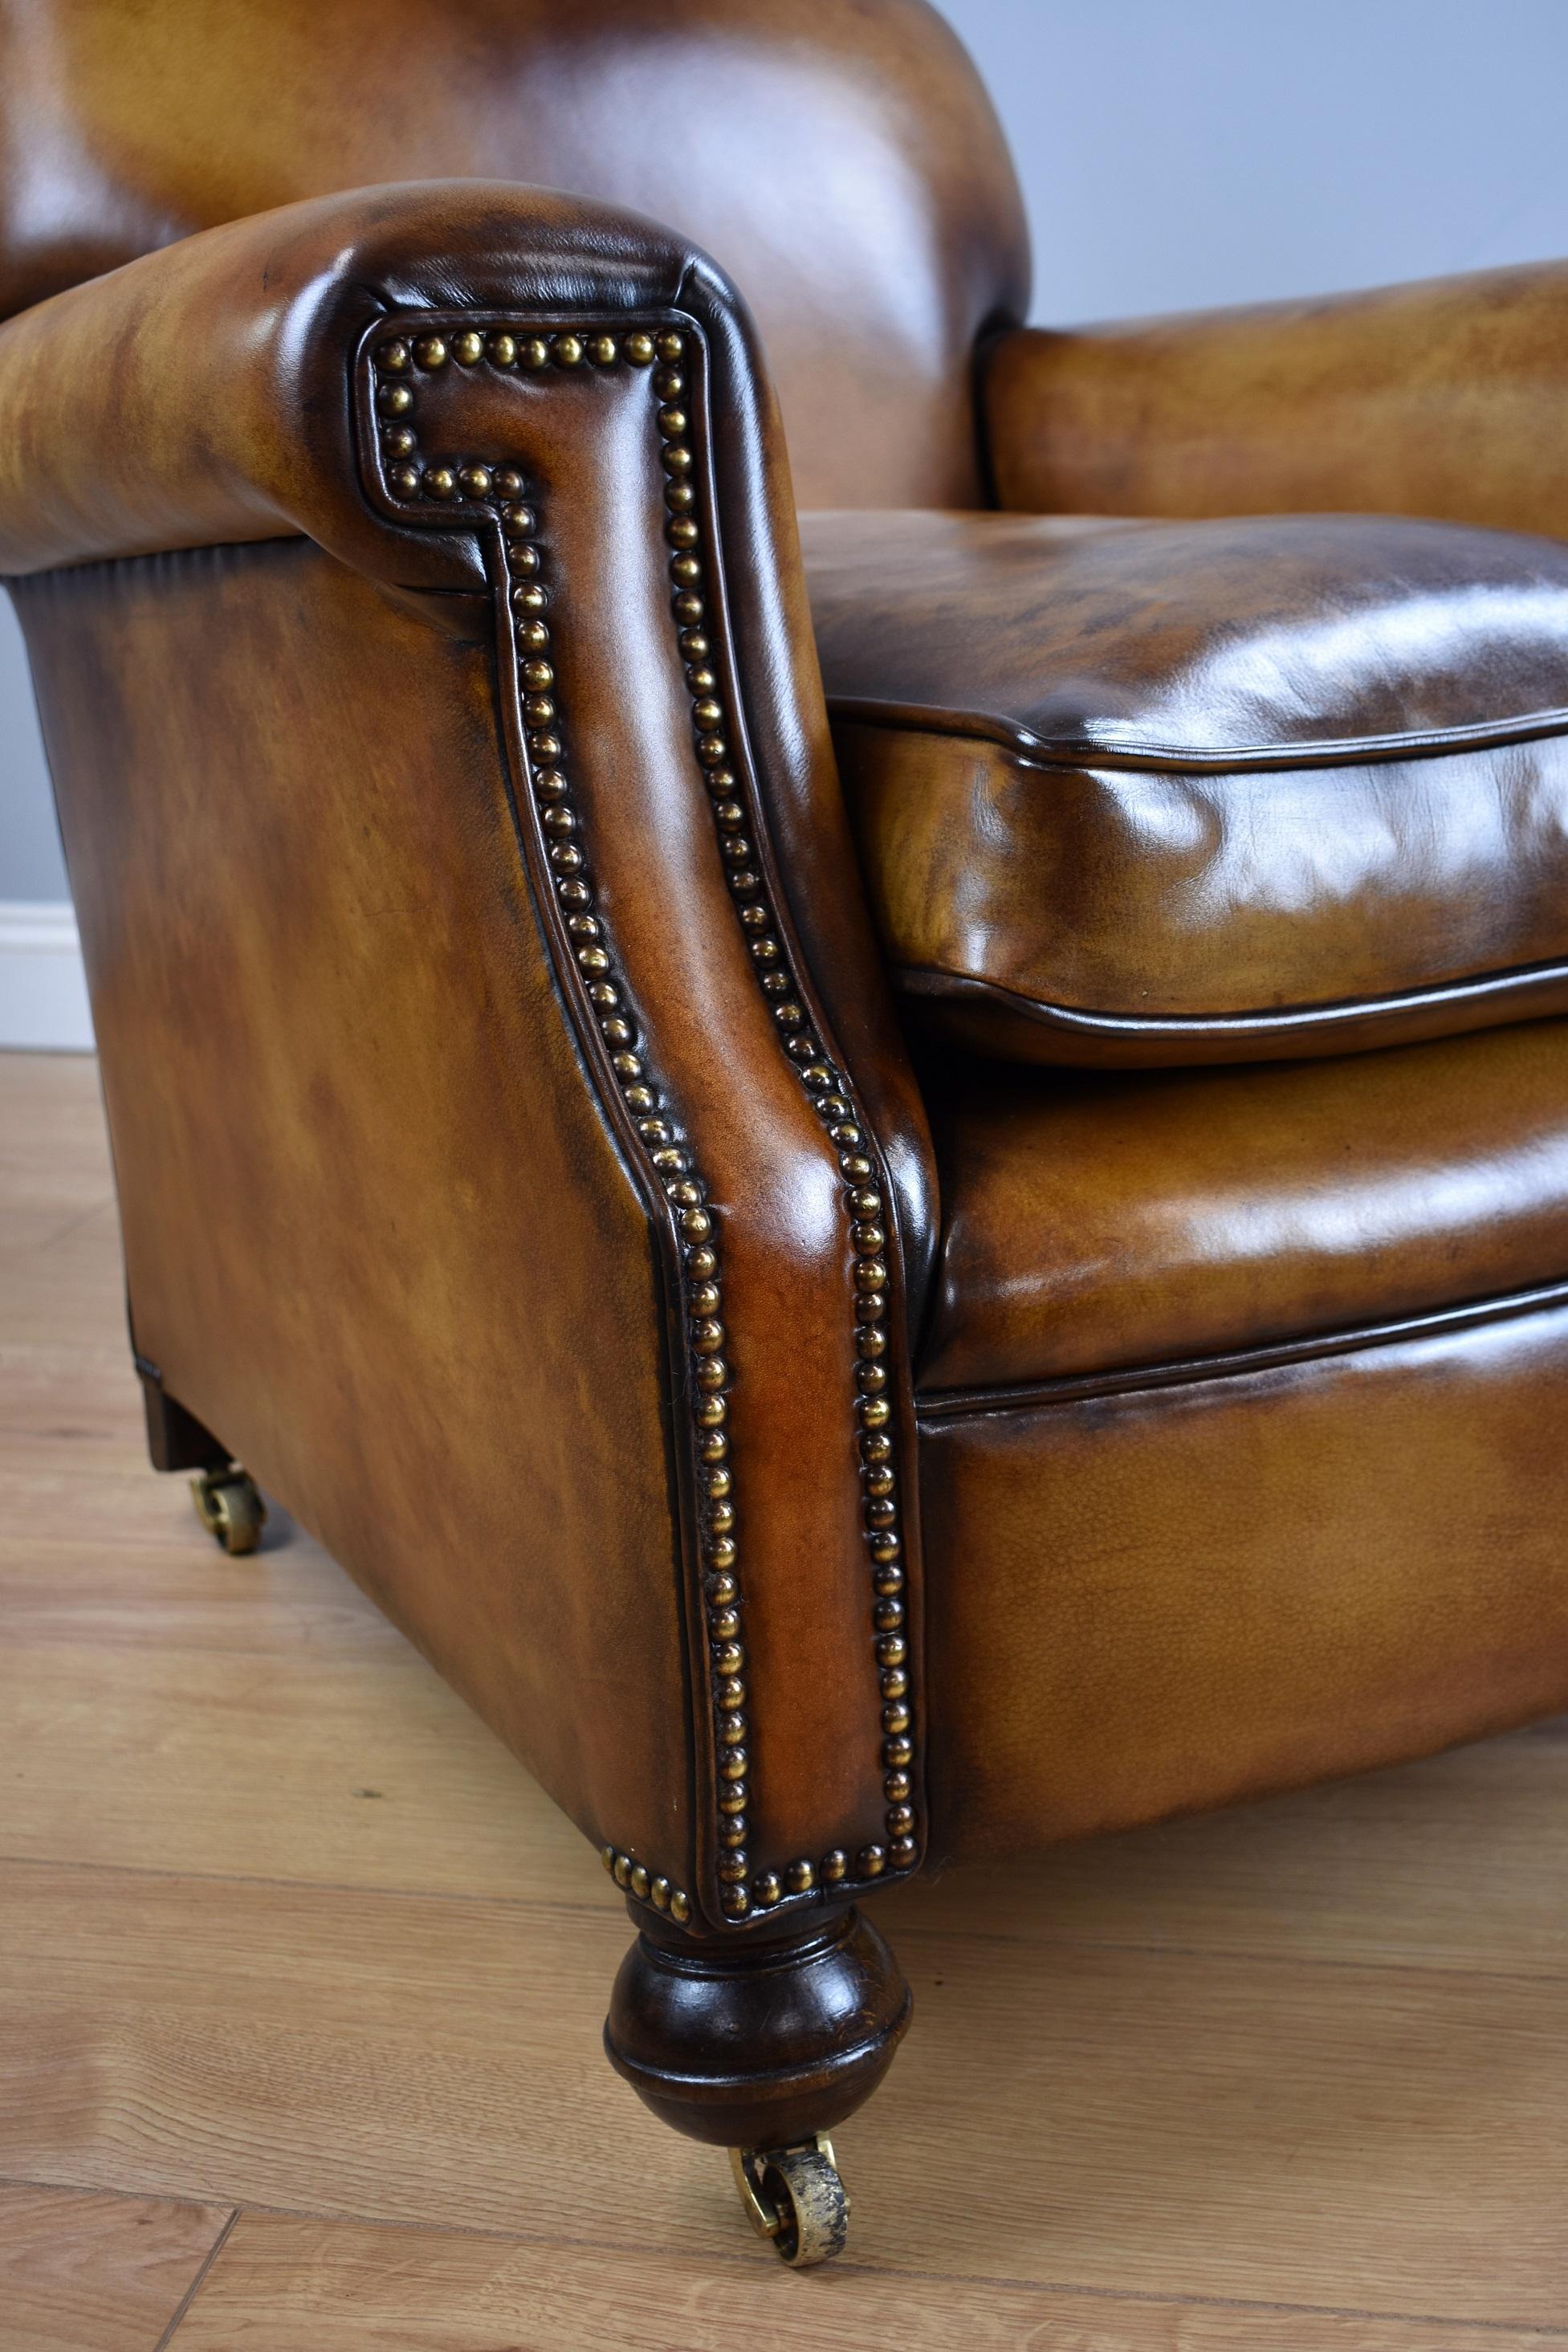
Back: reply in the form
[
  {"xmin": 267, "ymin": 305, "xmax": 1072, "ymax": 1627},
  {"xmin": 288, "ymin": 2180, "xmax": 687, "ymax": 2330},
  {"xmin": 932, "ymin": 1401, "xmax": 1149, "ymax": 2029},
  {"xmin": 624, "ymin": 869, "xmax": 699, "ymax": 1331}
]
[
  {"xmin": 730, "ymin": 2133, "xmax": 849, "ymax": 2268},
  {"xmin": 190, "ymin": 1467, "xmax": 266, "ymax": 1555}
]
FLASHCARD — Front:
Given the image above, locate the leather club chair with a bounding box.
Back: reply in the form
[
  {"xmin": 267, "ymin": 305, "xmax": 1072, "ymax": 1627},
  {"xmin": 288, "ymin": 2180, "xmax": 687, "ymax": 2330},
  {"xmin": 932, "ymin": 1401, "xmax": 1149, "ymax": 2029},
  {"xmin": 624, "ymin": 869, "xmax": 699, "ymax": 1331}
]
[{"xmin": 6, "ymin": 0, "xmax": 1568, "ymax": 2268}]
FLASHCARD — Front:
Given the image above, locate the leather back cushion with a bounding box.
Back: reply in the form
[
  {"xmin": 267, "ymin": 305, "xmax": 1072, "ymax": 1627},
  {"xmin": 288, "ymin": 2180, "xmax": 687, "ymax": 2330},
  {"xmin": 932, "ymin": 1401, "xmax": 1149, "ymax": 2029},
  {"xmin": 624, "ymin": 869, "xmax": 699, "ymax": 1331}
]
[
  {"xmin": 805, "ymin": 509, "xmax": 1568, "ymax": 1066},
  {"xmin": 0, "ymin": 0, "xmax": 1027, "ymax": 510}
]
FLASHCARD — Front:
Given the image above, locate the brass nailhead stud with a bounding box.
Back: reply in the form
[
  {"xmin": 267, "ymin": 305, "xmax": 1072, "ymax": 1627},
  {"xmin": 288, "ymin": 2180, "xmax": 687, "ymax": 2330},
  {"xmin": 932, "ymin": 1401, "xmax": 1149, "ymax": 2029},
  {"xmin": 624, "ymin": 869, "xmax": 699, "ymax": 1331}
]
[
  {"xmin": 453, "ymin": 329, "xmax": 485, "ymax": 365},
  {"xmin": 588, "ymin": 334, "xmax": 619, "ymax": 365},
  {"xmin": 413, "ymin": 334, "xmax": 448, "ymax": 369},
  {"xmin": 552, "ymin": 334, "xmax": 585, "ymax": 367},
  {"xmin": 625, "ymin": 332, "xmax": 656, "ymax": 365},
  {"xmin": 377, "ymin": 382, "xmax": 413, "ymax": 415},
  {"xmin": 487, "ymin": 333, "xmax": 518, "ymax": 367}
]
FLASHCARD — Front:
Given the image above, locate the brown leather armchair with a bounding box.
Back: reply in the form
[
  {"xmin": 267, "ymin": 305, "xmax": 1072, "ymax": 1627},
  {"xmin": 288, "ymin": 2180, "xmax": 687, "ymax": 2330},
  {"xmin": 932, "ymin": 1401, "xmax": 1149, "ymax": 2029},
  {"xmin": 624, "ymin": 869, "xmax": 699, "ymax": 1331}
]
[{"xmin": 7, "ymin": 0, "xmax": 1568, "ymax": 2268}]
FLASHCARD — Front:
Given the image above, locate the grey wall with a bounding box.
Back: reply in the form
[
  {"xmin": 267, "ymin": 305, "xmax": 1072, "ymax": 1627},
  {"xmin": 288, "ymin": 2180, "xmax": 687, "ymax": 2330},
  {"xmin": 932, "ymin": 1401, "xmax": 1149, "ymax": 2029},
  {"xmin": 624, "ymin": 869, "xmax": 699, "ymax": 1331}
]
[
  {"xmin": 960, "ymin": 0, "xmax": 1568, "ymax": 324},
  {"xmin": 4, "ymin": 0, "xmax": 1568, "ymax": 902},
  {"xmin": 1, "ymin": 596, "xmax": 64, "ymax": 899}
]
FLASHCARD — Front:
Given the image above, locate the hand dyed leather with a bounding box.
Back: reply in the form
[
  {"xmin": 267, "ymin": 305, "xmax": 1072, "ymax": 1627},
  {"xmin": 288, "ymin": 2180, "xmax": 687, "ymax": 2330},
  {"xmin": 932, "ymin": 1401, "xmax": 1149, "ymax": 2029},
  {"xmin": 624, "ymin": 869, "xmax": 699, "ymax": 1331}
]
[
  {"xmin": 5, "ymin": 178, "xmax": 940, "ymax": 1933},
  {"xmin": 0, "ymin": 0, "xmax": 1027, "ymax": 513},
  {"xmin": 984, "ymin": 258, "xmax": 1568, "ymax": 539},
  {"xmin": 921, "ymin": 1299, "xmax": 1568, "ymax": 1857},
  {"xmin": 805, "ymin": 508, "xmax": 1568, "ymax": 1066},
  {"xmin": 8, "ymin": 0, "xmax": 1568, "ymax": 2195},
  {"xmin": 919, "ymin": 1020, "xmax": 1568, "ymax": 1395}
]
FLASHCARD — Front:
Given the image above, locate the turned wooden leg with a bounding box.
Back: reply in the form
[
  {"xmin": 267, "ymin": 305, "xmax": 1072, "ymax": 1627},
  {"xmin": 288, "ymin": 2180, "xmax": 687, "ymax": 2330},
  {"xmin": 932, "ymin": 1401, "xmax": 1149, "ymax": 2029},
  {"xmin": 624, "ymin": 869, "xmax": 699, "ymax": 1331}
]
[{"xmin": 604, "ymin": 1902, "xmax": 911, "ymax": 2264}]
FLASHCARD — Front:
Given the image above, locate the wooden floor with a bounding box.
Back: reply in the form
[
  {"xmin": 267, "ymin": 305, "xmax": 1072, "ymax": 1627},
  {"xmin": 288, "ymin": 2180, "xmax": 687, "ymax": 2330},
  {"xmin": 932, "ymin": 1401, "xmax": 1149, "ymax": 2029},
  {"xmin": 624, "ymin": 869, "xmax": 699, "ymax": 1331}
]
[{"xmin": 3, "ymin": 1051, "xmax": 1568, "ymax": 2349}]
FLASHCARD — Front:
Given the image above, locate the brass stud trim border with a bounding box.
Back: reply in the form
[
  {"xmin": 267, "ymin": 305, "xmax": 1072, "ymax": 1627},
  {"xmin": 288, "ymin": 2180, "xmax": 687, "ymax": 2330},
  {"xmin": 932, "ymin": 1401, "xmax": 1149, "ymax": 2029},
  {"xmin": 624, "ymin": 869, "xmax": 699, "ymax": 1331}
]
[
  {"xmin": 649, "ymin": 346, "xmax": 918, "ymax": 1897},
  {"xmin": 366, "ymin": 316, "xmax": 919, "ymax": 1926},
  {"xmin": 601, "ymin": 1842, "xmax": 691, "ymax": 1924}
]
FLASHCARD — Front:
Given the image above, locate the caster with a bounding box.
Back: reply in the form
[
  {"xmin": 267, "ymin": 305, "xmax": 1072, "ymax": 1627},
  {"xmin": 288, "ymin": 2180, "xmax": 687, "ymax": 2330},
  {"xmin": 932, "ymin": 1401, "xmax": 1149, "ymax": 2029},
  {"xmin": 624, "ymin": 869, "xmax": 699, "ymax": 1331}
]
[
  {"xmin": 730, "ymin": 2134, "xmax": 849, "ymax": 2267},
  {"xmin": 190, "ymin": 1466, "xmax": 266, "ymax": 1555}
]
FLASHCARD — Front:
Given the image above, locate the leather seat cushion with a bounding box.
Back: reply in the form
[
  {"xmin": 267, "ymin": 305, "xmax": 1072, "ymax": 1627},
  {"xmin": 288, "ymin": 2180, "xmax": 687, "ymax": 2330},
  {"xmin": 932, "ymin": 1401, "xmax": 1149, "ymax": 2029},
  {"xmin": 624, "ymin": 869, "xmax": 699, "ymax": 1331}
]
[
  {"xmin": 804, "ymin": 508, "xmax": 1568, "ymax": 1066},
  {"xmin": 918, "ymin": 1017, "xmax": 1568, "ymax": 1394}
]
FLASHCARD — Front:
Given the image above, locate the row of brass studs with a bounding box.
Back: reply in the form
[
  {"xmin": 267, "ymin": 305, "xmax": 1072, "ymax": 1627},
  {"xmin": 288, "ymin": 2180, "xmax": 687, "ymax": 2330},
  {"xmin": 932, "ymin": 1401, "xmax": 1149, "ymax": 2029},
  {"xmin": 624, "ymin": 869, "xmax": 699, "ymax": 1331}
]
[
  {"xmin": 370, "ymin": 318, "xmax": 918, "ymax": 1918},
  {"xmin": 373, "ymin": 324, "xmax": 736, "ymax": 1926},
  {"xmin": 649, "ymin": 344, "xmax": 919, "ymax": 1889},
  {"xmin": 600, "ymin": 1843, "xmax": 692, "ymax": 1923},
  {"xmin": 373, "ymin": 326, "xmax": 668, "ymax": 504}
]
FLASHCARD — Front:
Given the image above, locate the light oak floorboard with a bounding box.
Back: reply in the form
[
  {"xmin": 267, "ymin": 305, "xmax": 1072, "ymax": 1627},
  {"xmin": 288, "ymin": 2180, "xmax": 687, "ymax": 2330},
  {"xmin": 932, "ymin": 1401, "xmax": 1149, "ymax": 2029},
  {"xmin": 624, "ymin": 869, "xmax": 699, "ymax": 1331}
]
[
  {"xmin": 0, "ymin": 2179, "xmax": 230, "ymax": 2352},
  {"xmin": 7, "ymin": 1045, "xmax": 1568, "ymax": 2342},
  {"xmin": 4, "ymin": 1860, "xmax": 1567, "ymax": 2325},
  {"xmin": 167, "ymin": 2211, "xmax": 1568, "ymax": 2352}
]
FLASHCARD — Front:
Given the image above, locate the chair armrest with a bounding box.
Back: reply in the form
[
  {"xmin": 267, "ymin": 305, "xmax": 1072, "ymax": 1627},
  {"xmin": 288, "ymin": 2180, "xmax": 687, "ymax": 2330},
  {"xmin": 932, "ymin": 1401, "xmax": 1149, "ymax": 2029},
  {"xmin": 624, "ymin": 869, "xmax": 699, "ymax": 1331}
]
[
  {"xmin": 3, "ymin": 181, "xmax": 935, "ymax": 1934},
  {"xmin": 984, "ymin": 258, "xmax": 1568, "ymax": 539}
]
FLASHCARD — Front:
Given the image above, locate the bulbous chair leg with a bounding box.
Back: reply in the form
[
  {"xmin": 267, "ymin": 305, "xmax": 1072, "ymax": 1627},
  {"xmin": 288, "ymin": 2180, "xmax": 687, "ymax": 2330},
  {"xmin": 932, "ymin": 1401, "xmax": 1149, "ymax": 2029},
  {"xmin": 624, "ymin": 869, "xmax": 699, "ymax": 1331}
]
[{"xmin": 604, "ymin": 1902, "xmax": 911, "ymax": 2266}]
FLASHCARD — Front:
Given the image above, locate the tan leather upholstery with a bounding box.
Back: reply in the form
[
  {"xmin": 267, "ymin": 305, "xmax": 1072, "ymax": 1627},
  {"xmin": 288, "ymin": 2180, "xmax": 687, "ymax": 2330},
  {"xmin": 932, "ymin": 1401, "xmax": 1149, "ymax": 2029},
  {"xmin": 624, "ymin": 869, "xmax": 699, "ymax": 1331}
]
[
  {"xmin": 6, "ymin": 184, "xmax": 941, "ymax": 1926},
  {"xmin": 7, "ymin": 0, "xmax": 1568, "ymax": 2195},
  {"xmin": 919, "ymin": 1021, "xmax": 1568, "ymax": 1394},
  {"xmin": 922, "ymin": 1299, "xmax": 1568, "ymax": 1856},
  {"xmin": 984, "ymin": 260, "xmax": 1568, "ymax": 541},
  {"xmin": 805, "ymin": 508, "xmax": 1568, "ymax": 1066},
  {"xmin": 0, "ymin": 0, "xmax": 1027, "ymax": 512}
]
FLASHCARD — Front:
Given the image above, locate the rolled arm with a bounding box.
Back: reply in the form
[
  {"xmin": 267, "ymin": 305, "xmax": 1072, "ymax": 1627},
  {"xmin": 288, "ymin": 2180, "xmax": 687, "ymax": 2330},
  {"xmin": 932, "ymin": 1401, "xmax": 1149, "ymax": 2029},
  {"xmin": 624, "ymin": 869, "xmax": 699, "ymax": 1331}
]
[
  {"xmin": 984, "ymin": 257, "xmax": 1568, "ymax": 539},
  {"xmin": 3, "ymin": 182, "xmax": 935, "ymax": 1934}
]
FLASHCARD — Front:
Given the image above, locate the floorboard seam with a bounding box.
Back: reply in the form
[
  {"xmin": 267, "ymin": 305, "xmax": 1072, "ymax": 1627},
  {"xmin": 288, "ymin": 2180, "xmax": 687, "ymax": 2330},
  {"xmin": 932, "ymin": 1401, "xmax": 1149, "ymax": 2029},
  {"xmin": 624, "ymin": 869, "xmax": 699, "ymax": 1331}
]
[
  {"xmin": 8, "ymin": 2171, "xmax": 1561, "ymax": 2338},
  {"xmin": 152, "ymin": 2203, "xmax": 238, "ymax": 2352}
]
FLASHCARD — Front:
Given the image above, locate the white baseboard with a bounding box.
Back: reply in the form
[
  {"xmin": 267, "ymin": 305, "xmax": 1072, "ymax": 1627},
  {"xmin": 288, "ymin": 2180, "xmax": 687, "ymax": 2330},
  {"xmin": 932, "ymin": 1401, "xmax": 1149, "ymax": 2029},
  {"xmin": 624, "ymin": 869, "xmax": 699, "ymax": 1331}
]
[{"xmin": 0, "ymin": 900, "xmax": 94, "ymax": 1050}]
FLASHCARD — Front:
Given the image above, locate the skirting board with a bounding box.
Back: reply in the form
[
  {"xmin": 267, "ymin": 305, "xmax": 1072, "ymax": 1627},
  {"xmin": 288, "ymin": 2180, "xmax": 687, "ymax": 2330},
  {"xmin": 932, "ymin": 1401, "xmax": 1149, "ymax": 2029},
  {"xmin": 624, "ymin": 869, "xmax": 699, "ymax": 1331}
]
[{"xmin": 0, "ymin": 901, "xmax": 93, "ymax": 1050}]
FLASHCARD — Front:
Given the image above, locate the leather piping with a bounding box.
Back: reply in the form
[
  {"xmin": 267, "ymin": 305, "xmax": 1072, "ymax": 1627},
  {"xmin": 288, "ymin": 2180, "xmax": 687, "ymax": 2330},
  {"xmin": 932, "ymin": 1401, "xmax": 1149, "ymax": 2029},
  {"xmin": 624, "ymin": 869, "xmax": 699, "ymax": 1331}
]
[
  {"xmin": 914, "ymin": 1274, "xmax": 1568, "ymax": 1421},
  {"xmin": 825, "ymin": 695, "xmax": 1568, "ymax": 773},
  {"xmin": 895, "ymin": 957, "xmax": 1568, "ymax": 1047}
]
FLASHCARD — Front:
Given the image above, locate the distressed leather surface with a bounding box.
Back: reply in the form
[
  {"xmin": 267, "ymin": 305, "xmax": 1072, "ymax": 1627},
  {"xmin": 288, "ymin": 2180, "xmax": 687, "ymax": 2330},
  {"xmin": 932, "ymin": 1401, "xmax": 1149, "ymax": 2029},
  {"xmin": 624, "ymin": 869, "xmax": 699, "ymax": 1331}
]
[
  {"xmin": 18, "ymin": 538, "xmax": 699, "ymax": 1879},
  {"xmin": 985, "ymin": 259, "xmax": 1568, "ymax": 540},
  {"xmin": 804, "ymin": 507, "xmax": 1568, "ymax": 1066},
  {"xmin": 5, "ymin": 179, "xmax": 943, "ymax": 1927},
  {"xmin": 0, "ymin": 0, "xmax": 1028, "ymax": 512},
  {"xmin": 921, "ymin": 1300, "xmax": 1568, "ymax": 1857},
  {"xmin": 6, "ymin": 0, "xmax": 1568, "ymax": 1899},
  {"xmin": 920, "ymin": 1020, "xmax": 1568, "ymax": 1393}
]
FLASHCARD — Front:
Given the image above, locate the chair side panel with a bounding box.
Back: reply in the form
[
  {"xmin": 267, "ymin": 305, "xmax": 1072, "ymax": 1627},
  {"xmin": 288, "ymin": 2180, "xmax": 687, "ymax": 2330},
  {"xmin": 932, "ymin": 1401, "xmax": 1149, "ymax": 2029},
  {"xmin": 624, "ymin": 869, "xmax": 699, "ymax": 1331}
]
[{"xmin": 14, "ymin": 537, "xmax": 694, "ymax": 1892}]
